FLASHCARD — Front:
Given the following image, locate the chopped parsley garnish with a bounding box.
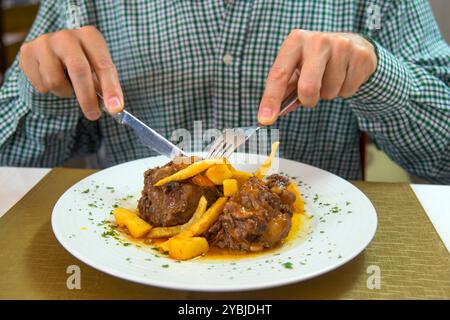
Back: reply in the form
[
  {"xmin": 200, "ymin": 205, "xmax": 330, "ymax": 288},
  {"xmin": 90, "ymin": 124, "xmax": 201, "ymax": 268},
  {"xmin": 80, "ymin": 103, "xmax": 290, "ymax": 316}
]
[
  {"xmin": 101, "ymin": 229, "xmax": 118, "ymax": 238},
  {"xmin": 330, "ymin": 206, "xmax": 341, "ymax": 213},
  {"xmin": 161, "ymin": 264, "xmax": 169, "ymax": 268},
  {"xmin": 282, "ymin": 262, "xmax": 293, "ymax": 269},
  {"xmin": 81, "ymin": 189, "xmax": 89, "ymax": 194}
]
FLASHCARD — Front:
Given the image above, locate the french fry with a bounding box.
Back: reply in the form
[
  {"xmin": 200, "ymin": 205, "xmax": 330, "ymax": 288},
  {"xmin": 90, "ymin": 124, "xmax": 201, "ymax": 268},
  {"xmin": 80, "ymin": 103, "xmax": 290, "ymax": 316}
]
[
  {"xmin": 180, "ymin": 196, "xmax": 228, "ymax": 237},
  {"xmin": 191, "ymin": 175, "xmax": 216, "ymax": 187},
  {"xmin": 158, "ymin": 240, "xmax": 170, "ymax": 253},
  {"xmin": 223, "ymin": 179, "xmax": 239, "ymax": 197},
  {"xmin": 255, "ymin": 141, "xmax": 280, "ymax": 179},
  {"xmin": 287, "ymin": 182, "xmax": 305, "ymax": 214},
  {"xmin": 113, "ymin": 208, "xmax": 152, "ymax": 238},
  {"xmin": 228, "ymin": 164, "xmax": 253, "ymax": 185},
  {"xmin": 168, "ymin": 236, "xmax": 209, "ymax": 260},
  {"xmin": 147, "ymin": 196, "xmax": 208, "ymax": 238},
  {"xmin": 154, "ymin": 158, "xmax": 225, "ymax": 186},
  {"xmin": 205, "ymin": 164, "xmax": 233, "ymax": 185}
]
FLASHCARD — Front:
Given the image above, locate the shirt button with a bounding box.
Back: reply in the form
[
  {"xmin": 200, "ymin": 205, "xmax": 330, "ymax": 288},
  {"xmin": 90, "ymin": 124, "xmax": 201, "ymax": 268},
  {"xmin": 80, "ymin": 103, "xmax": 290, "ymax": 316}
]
[{"xmin": 223, "ymin": 54, "xmax": 233, "ymax": 65}]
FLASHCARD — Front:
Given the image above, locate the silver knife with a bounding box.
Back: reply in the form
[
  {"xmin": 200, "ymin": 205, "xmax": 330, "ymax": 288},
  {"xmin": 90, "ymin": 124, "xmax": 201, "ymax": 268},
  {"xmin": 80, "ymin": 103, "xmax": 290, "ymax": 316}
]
[{"xmin": 97, "ymin": 93, "xmax": 187, "ymax": 159}]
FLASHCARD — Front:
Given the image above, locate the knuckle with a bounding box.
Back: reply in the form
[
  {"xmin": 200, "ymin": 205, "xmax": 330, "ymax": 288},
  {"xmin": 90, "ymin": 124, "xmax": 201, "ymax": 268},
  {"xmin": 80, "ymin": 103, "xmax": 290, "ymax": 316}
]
[
  {"xmin": 66, "ymin": 58, "xmax": 90, "ymax": 77},
  {"xmin": 262, "ymin": 95, "xmax": 278, "ymax": 106},
  {"xmin": 334, "ymin": 36, "xmax": 351, "ymax": 52},
  {"xmin": 298, "ymin": 82, "xmax": 320, "ymax": 98},
  {"xmin": 289, "ymin": 29, "xmax": 304, "ymax": 41},
  {"xmin": 50, "ymin": 29, "xmax": 73, "ymax": 42},
  {"xmin": 78, "ymin": 25, "xmax": 100, "ymax": 36},
  {"xmin": 78, "ymin": 96, "xmax": 98, "ymax": 109},
  {"xmin": 42, "ymin": 75, "xmax": 65, "ymax": 91},
  {"xmin": 354, "ymin": 47, "xmax": 372, "ymax": 62},
  {"xmin": 19, "ymin": 43, "xmax": 30, "ymax": 58},
  {"xmin": 268, "ymin": 65, "xmax": 289, "ymax": 82},
  {"xmin": 35, "ymin": 33, "xmax": 50, "ymax": 45},
  {"xmin": 94, "ymin": 57, "xmax": 115, "ymax": 71},
  {"xmin": 321, "ymin": 89, "xmax": 337, "ymax": 100},
  {"xmin": 340, "ymin": 87, "xmax": 357, "ymax": 98},
  {"xmin": 36, "ymin": 85, "xmax": 49, "ymax": 94},
  {"xmin": 313, "ymin": 33, "xmax": 329, "ymax": 47},
  {"xmin": 42, "ymin": 78, "xmax": 60, "ymax": 91}
]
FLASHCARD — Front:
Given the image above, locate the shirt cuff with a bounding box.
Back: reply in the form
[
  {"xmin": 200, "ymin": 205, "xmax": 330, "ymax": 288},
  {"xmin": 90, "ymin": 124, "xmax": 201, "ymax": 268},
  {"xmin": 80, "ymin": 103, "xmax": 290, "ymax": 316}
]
[
  {"xmin": 348, "ymin": 39, "xmax": 413, "ymax": 117},
  {"xmin": 18, "ymin": 70, "xmax": 80, "ymax": 117}
]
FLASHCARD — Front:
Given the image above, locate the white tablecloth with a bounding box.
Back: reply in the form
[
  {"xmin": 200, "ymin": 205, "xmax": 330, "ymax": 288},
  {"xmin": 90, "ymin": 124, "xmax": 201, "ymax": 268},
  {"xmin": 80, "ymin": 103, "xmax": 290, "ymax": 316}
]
[{"xmin": 1, "ymin": 167, "xmax": 449, "ymax": 253}]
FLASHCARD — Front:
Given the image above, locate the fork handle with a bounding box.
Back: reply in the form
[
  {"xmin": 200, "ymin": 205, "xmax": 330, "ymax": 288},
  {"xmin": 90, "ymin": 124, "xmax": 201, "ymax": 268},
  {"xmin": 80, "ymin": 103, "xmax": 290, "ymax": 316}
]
[{"xmin": 279, "ymin": 90, "xmax": 300, "ymax": 117}]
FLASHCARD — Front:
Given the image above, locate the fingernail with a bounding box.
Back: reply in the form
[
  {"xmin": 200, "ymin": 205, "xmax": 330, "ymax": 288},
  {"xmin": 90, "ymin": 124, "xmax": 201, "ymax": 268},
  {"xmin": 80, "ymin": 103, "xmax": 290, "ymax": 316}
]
[
  {"xmin": 86, "ymin": 109, "xmax": 100, "ymax": 120},
  {"xmin": 259, "ymin": 107, "xmax": 274, "ymax": 120},
  {"xmin": 107, "ymin": 96, "xmax": 122, "ymax": 113}
]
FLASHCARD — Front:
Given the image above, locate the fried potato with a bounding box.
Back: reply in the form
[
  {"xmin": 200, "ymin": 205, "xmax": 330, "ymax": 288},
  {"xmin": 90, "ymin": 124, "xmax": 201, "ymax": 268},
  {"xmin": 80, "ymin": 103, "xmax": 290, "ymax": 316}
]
[
  {"xmin": 287, "ymin": 182, "xmax": 305, "ymax": 214},
  {"xmin": 223, "ymin": 179, "xmax": 239, "ymax": 197},
  {"xmin": 167, "ymin": 236, "xmax": 209, "ymax": 260},
  {"xmin": 228, "ymin": 165, "xmax": 253, "ymax": 185},
  {"xmin": 191, "ymin": 174, "xmax": 216, "ymax": 187},
  {"xmin": 158, "ymin": 239, "xmax": 170, "ymax": 253},
  {"xmin": 180, "ymin": 196, "xmax": 228, "ymax": 237},
  {"xmin": 154, "ymin": 158, "xmax": 225, "ymax": 186},
  {"xmin": 113, "ymin": 208, "xmax": 152, "ymax": 238},
  {"xmin": 255, "ymin": 141, "xmax": 280, "ymax": 179},
  {"xmin": 205, "ymin": 164, "xmax": 233, "ymax": 185},
  {"xmin": 147, "ymin": 196, "xmax": 208, "ymax": 238}
]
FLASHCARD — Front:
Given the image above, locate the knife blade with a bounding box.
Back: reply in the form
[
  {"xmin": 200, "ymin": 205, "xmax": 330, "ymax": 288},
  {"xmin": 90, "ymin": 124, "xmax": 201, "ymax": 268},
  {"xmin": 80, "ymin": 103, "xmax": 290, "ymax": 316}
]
[{"xmin": 97, "ymin": 94, "xmax": 187, "ymax": 159}]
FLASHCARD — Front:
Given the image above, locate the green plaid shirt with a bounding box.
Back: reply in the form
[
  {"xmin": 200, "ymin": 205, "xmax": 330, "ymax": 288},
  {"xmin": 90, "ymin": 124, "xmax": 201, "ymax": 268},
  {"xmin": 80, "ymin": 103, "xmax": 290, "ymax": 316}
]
[{"xmin": 0, "ymin": 0, "xmax": 449, "ymax": 183}]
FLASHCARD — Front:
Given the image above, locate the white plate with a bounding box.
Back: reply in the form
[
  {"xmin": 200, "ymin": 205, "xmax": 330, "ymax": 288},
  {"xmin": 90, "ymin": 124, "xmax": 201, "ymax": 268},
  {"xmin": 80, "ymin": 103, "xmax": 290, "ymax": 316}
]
[{"xmin": 52, "ymin": 154, "xmax": 377, "ymax": 292}]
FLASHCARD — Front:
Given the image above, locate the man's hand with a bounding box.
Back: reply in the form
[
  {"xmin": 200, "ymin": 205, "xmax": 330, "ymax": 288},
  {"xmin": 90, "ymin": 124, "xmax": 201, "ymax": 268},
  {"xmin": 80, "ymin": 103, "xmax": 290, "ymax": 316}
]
[
  {"xmin": 258, "ymin": 30, "xmax": 377, "ymax": 125},
  {"xmin": 19, "ymin": 26, "xmax": 123, "ymax": 120}
]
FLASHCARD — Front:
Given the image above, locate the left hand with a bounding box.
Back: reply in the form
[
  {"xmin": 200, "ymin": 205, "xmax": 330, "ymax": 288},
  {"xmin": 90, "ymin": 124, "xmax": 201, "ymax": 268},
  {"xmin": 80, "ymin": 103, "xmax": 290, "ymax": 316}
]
[{"xmin": 258, "ymin": 30, "xmax": 377, "ymax": 125}]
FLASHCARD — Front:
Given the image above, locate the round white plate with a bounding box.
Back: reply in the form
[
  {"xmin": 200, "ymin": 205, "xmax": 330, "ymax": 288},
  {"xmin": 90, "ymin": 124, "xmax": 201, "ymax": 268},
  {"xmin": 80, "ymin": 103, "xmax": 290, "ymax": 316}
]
[{"xmin": 52, "ymin": 154, "xmax": 377, "ymax": 292}]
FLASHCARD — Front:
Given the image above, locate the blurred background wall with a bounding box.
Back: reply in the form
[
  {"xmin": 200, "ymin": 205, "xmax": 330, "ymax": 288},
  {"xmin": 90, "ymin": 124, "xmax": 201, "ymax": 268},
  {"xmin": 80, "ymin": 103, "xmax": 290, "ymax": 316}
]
[{"xmin": 0, "ymin": 0, "xmax": 449, "ymax": 181}]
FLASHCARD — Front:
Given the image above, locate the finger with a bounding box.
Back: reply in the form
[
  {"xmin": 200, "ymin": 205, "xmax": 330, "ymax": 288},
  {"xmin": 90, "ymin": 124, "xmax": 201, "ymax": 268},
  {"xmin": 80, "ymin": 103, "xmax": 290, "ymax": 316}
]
[
  {"xmin": 19, "ymin": 42, "xmax": 48, "ymax": 93},
  {"xmin": 76, "ymin": 26, "xmax": 124, "ymax": 113},
  {"xmin": 51, "ymin": 31, "xmax": 100, "ymax": 120},
  {"xmin": 320, "ymin": 37, "xmax": 350, "ymax": 100},
  {"xmin": 339, "ymin": 49, "xmax": 373, "ymax": 98},
  {"xmin": 297, "ymin": 34, "xmax": 331, "ymax": 108},
  {"xmin": 258, "ymin": 30, "xmax": 305, "ymax": 125},
  {"xmin": 36, "ymin": 40, "xmax": 73, "ymax": 98}
]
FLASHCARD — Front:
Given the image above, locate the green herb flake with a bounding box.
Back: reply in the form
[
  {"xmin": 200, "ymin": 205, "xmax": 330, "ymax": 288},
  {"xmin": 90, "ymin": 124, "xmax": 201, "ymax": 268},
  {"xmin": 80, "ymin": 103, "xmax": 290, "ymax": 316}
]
[
  {"xmin": 161, "ymin": 264, "xmax": 169, "ymax": 268},
  {"xmin": 282, "ymin": 262, "xmax": 293, "ymax": 269},
  {"xmin": 330, "ymin": 206, "xmax": 341, "ymax": 213}
]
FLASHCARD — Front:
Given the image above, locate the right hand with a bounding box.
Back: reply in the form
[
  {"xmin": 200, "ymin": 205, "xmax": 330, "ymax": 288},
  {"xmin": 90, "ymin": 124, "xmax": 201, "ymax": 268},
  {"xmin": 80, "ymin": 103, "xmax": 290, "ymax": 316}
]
[{"xmin": 19, "ymin": 26, "xmax": 123, "ymax": 120}]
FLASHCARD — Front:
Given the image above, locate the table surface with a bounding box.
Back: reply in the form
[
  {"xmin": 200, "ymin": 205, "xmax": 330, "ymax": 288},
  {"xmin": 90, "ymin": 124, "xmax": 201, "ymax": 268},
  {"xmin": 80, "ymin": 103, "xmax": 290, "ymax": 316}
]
[
  {"xmin": 2, "ymin": 167, "xmax": 449, "ymax": 252},
  {"xmin": 1, "ymin": 167, "xmax": 449, "ymax": 299}
]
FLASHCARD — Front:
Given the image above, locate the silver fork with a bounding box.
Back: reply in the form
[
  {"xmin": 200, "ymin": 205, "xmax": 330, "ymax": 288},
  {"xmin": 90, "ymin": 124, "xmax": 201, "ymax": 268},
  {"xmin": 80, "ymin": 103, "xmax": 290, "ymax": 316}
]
[{"xmin": 205, "ymin": 90, "xmax": 300, "ymax": 159}]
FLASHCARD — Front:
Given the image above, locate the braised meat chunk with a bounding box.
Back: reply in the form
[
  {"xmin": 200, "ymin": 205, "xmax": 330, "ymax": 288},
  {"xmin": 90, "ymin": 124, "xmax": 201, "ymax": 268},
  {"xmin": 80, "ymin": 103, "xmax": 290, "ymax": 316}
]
[
  {"xmin": 205, "ymin": 175, "xmax": 295, "ymax": 252},
  {"xmin": 138, "ymin": 158, "xmax": 219, "ymax": 227}
]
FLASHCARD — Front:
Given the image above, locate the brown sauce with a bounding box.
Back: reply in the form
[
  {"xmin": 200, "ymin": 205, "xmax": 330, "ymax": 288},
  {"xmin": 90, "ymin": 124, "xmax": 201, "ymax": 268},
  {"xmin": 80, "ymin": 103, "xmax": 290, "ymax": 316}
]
[{"xmin": 115, "ymin": 212, "xmax": 308, "ymax": 261}]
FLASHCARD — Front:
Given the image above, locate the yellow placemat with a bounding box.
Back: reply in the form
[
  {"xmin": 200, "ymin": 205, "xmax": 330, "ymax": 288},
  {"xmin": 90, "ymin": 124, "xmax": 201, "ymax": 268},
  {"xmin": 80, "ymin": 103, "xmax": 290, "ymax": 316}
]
[{"xmin": 0, "ymin": 168, "xmax": 448, "ymax": 299}]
